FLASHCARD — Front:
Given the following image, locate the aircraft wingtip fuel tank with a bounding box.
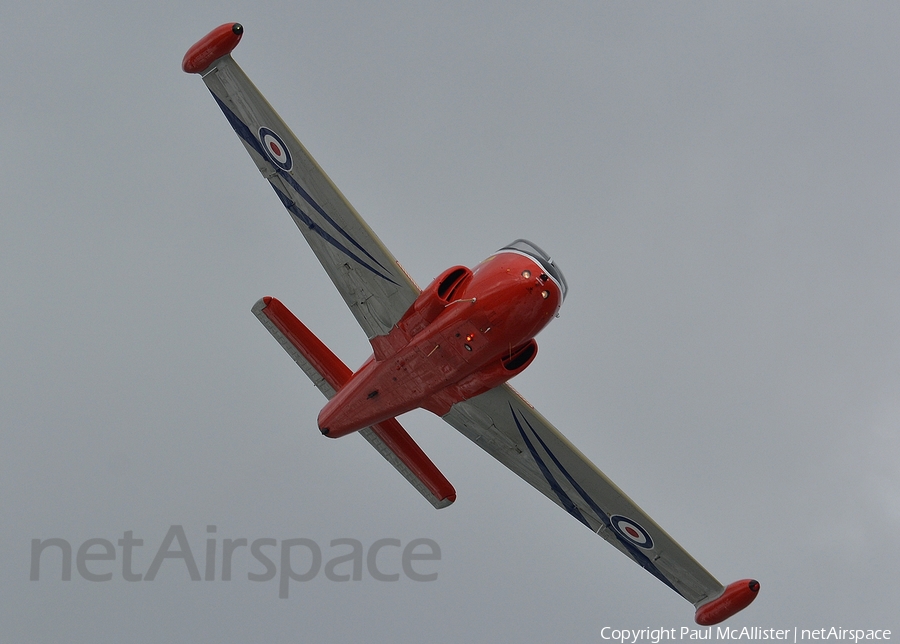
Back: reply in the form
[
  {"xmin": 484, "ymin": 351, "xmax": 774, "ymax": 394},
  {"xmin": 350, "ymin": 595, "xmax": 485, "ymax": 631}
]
[{"xmin": 182, "ymin": 23, "xmax": 243, "ymax": 74}]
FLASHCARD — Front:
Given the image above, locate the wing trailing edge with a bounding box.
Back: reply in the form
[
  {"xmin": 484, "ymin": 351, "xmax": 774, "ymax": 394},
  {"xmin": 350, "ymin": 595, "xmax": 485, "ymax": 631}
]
[{"xmin": 252, "ymin": 297, "xmax": 455, "ymax": 509}]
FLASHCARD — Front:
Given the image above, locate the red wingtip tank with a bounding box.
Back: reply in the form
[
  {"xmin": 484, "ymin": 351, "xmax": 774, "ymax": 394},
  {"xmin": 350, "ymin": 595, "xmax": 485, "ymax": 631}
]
[
  {"xmin": 694, "ymin": 579, "xmax": 760, "ymax": 625},
  {"xmin": 182, "ymin": 23, "xmax": 244, "ymax": 74}
]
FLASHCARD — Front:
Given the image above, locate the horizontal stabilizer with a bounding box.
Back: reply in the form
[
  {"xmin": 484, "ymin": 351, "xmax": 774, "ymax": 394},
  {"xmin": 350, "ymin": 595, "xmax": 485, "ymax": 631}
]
[
  {"xmin": 252, "ymin": 296, "xmax": 349, "ymax": 397},
  {"xmin": 252, "ymin": 297, "xmax": 455, "ymax": 508},
  {"xmin": 365, "ymin": 418, "xmax": 456, "ymax": 509}
]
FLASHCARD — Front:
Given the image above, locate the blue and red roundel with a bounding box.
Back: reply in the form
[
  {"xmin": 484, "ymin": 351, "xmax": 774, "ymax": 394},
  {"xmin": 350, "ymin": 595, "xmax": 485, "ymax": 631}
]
[
  {"xmin": 259, "ymin": 127, "xmax": 292, "ymax": 171},
  {"xmin": 611, "ymin": 515, "xmax": 654, "ymax": 549}
]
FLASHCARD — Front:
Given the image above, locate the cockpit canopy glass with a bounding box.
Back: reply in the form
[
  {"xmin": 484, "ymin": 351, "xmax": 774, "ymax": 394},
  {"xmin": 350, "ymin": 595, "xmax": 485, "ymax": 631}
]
[{"xmin": 498, "ymin": 239, "xmax": 568, "ymax": 301}]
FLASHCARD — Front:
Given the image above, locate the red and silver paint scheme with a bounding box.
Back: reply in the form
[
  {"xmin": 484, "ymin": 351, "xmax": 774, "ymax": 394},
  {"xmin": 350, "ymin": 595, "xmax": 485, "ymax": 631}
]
[{"xmin": 184, "ymin": 23, "xmax": 759, "ymax": 624}]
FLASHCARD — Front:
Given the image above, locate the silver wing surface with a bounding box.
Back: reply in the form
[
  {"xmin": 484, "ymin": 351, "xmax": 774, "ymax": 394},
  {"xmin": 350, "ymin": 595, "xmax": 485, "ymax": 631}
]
[
  {"xmin": 443, "ymin": 384, "xmax": 725, "ymax": 606},
  {"xmin": 199, "ymin": 55, "xmax": 420, "ymax": 338}
]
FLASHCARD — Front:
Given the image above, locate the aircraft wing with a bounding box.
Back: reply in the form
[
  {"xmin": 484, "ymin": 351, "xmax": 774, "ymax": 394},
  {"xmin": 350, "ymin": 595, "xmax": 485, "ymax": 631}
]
[
  {"xmin": 442, "ymin": 383, "xmax": 726, "ymax": 607},
  {"xmin": 197, "ymin": 47, "xmax": 419, "ymax": 338}
]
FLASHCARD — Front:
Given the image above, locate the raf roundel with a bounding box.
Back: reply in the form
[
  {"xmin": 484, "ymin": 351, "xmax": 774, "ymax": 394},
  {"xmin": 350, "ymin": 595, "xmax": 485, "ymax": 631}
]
[
  {"xmin": 610, "ymin": 515, "xmax": 654, "ymax": 550},
  {"xmin": 259, "ymin": 127, "xmax": 293, "ymax": 171}
]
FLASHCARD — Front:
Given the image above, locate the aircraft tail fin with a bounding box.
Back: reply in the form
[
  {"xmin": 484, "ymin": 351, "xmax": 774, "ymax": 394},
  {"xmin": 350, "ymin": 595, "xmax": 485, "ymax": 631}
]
[{"xmin": 251, "ymin": 297, "xmax": 456, "ymax": 509}]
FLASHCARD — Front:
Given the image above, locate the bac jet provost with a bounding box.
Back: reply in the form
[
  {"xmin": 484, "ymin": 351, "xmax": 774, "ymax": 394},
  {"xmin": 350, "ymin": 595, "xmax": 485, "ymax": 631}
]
[{"xmin": 183, "ymin": 23, "xmax": 759, "ymax": 624}]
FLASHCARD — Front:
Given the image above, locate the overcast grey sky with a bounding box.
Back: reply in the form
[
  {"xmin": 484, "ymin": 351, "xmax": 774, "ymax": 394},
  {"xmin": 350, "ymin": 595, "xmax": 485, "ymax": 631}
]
[{"xmin": 2, "ymin": 2, "xmax": 899, "ymax": 641}]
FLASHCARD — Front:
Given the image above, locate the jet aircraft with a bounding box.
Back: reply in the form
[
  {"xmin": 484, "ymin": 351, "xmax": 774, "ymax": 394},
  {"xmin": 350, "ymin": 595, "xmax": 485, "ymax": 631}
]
[{"xmin": 183, "ymin": 23, "xmax": 759, "ymax": 624}]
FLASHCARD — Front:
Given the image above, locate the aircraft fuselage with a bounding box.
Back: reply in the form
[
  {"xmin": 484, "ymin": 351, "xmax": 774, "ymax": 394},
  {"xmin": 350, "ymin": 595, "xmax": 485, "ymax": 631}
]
[{"xmin": 318, "ymin": 250, "xmax": 563, "ymax": 437}]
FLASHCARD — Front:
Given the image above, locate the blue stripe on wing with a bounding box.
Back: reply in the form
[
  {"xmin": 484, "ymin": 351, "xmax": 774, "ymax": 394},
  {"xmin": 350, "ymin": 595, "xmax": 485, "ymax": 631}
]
[
  {"xmin": 270, "ymin": 185, "xmax": 399, "ymax": 284},
  {"xmin": 211, "ymin": 92, "xmax": 399, "ymax": 286},
  {"xmin": 510, "ymin": 407, "xmax": 590, "ymax": 528},
  {"xmin": 510, "ymin": 404, "xmax": 683, "ymax": 598}
]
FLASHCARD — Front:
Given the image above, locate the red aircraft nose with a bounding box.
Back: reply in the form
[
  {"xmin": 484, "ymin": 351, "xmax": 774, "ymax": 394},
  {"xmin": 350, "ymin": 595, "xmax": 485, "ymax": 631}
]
[{"xmin": 467, "ymin": 251, "xmax": 563, "ymax": 343}]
